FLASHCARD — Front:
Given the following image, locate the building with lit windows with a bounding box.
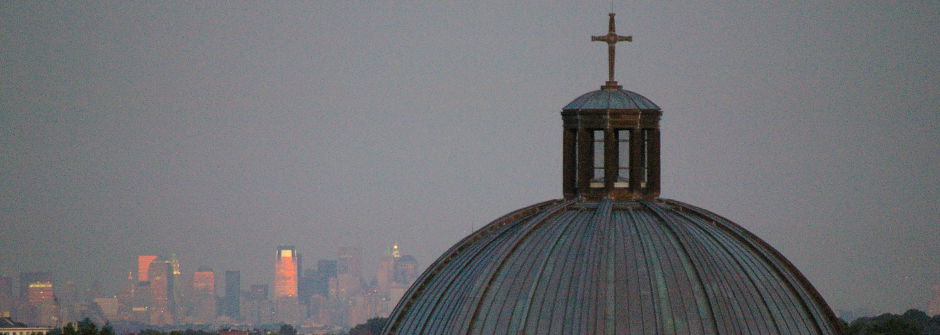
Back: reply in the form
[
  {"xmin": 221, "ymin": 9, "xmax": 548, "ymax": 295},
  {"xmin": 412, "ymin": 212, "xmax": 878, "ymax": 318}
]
[
  {"xmin": 148, "ymin": 261, "xmax": 176, "ymax": 326},
  {"xmin": 274, "ymin": 246, "xmax": 300, "ymax": 298},
  {"xmin": 274, "ymin": 246, "xmax": 302, "ymax": 324},
  {"xmin": 17, "ymin": 273, "xmax": 56, "ymax": 327}
]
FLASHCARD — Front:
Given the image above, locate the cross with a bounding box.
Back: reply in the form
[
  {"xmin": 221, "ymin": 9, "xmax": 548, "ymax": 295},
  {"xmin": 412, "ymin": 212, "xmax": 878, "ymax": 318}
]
[{"xmin": 592, "ymin": 13, "xmax": 632, "ymax": 89}]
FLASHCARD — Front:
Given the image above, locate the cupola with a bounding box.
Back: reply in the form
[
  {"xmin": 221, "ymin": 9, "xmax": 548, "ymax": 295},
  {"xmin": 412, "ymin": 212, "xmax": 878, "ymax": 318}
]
[{"xmin": 562, "ymin": 13, "xmax": 662, "ymax": 200}]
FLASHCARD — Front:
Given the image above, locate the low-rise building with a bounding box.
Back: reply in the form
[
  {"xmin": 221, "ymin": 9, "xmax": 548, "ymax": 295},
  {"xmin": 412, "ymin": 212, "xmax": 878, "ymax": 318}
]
[{"xmin": 0, "ymin": 317, "xmax": 52, "ymax": 335}]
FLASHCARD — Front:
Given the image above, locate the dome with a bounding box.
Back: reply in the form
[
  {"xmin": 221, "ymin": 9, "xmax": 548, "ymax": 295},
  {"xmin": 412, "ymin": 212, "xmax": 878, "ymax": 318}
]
[
  {"xmin": 563, "ymin": 88, "xmax": 660, "ymax": 111},
  {"xmin": 382, "ymin": 199, "xmax": 841, "ymax": 334},
  {"xmin": 381, "ymin": 12, "xmax": 841, "ymax": 335}
]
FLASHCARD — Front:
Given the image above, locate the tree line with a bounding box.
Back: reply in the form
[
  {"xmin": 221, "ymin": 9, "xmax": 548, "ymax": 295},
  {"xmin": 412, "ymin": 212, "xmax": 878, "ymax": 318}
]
[
  {"xmin": 841, "ymin": 309, "xmax": 940, "ymax": 335},
  {"xmin": 47, "ymin": 310, "xmax": 940, "ymax": 335}
]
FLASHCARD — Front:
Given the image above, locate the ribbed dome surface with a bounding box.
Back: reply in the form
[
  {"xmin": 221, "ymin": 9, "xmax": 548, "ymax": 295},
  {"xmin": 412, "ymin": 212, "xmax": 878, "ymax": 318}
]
[
  {"xmin": 563, "ymin": 89, "xmax": 660, "ymax": 111},
  {"xmin": 383, "ymin": 199, "xmax": 841, "ymax": 335}
]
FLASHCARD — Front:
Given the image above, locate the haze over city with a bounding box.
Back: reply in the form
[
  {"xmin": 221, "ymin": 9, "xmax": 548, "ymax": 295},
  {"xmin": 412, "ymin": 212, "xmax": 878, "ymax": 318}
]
[{"xmin": 2, "ymin": 0, "xmax": 938, "ymax": 321}]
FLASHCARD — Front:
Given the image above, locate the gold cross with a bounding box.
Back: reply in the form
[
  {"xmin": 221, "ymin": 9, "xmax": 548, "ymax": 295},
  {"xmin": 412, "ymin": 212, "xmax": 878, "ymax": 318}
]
[{"xmin": 592, "ymin": 13, "xmax": 632, "ymax": 89}]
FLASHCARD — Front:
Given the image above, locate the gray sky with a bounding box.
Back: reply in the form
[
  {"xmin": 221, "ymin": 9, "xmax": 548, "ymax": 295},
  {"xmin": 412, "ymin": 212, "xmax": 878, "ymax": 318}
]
[{"xmin": 1, "ymin": 1, "xmax": 938, "ymax": 314}]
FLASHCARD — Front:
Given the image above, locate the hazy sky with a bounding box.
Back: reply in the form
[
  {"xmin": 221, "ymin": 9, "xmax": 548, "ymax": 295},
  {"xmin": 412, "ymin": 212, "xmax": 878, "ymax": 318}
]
[{"xmin": 1, "ymin": 1, "xmax": 938, "ymax": 314}]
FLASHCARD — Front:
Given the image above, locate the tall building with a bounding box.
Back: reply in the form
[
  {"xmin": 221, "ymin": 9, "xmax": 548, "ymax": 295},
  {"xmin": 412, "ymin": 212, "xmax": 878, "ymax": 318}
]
[
  {"xmin": 137, "ymin": 256, "xmax": 158, "ymax": 283},
  {"xmin": 17, "ymin": 273, "xmax": 52, "ymax": 304},
  {"xmin": 298, "ymin": 270, "xmax": 317, "ymax": 306},
  {"xmin": 243, "ymin": 285, "xmax": 273, "ymax": 326},
  {"xmin": 336, "ymin": 247, "xmax": 362, "ymax": 280},
  {"xmin": 148, "ymin": 261, "xmax": 176, "ymax": 326},
  {"xmin": 190, "ymin": 267, "xmax": 216, "ymax": 323},
  {"xmin": 221, "ymin": 271, "xmax": 240, "ymax": 319},
  {"xmin": 273, "ymin": 246, "xmax": 302, "ymax": 325},
  {"xmin": 380, "ymin": 13, "xmax": 842, "ymax": 335},
  {"xmin": 56, "ymin": 281, "xmax": 78, "ymax": 323},
  {"xmin": 18, "ymin": 272, "xmax": 56, "ymax": 326},
  {"xmin": 317, "ymin": 260, "xmax": 337, "ymax": 280},
  {"xmin": 274, "ymin": 246, "xmax": 300, "ymax": 298},
  {"xmin": 248, "ymin": 285, "xmax": 268, "ymax": 301}
]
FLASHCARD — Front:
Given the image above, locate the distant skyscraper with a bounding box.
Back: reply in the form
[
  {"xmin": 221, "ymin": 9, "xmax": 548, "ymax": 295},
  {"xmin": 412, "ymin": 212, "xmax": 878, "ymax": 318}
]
[
  {"xmin": 298, "ymin": 269, "xmax": 317, "ymax": 306},
  {"xmin": 18, "ymin": 272, "xmax": 56, "ymax": 326},
  {"xmin": 148, "ymin": 261, "xmax": 176, "ymax": 325},
  {"xmin": 244, "ymin": 284, "xmax": 272, "ymax": 326},
  {"xmin": 248, "ymin": 285, "xmax": 268, "ymax": 301},
  {"xmin": 393, "ymin": 255, "xmax": 419, "ymax": 285},
  {"xmin": 337, "ymin": 247, "xmax": 362, "ymax": 279},
  {"xmin": 317, "ymin": 260, "xmax": 338, "ymax": 280},
  {"xmin": 191, "ymin": 267, "xmax": 216, "ymax": 322},
  {"xmin": 274, "ymin": 246, "xmax": 300, "ymax": 298},
  {"xmin": 18, "ymin": 272, "xmax": 54, "ymax": 305},
  {"xmin": 138, "ymin": 255, "xmax": 158, "ymax": 282},
  {"xmin": 222, "ymin": 271, "xmax": 240, "ymax": 319},
  {"xmin": 192, "ymin": 267, "xmax": 215, "ymax": 296}
]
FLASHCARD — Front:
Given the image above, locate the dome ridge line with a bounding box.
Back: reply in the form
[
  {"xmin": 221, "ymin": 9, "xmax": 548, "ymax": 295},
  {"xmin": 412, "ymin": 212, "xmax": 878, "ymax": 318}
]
[
  {"xmin": 639, "ymin": 200, "xmax": 722, "ymax": 333},
  {"xmin": 547, "ymin": 207, "xmax": 598, "ymax": 332},
  {"xmin": 382, "ymin": 200, "xmax": 559, "ymax": 334},
  {"xmin": 669, "ymin": 208, "xmax": 777, "ymax": 333},
  {"xmin": 463, "ymin": 200, "xmax": 577, "ymax": 333},
  {"xmin": 414, "ymin": 210, "xmax": 543, "ymax": 333},
  {"xmin": 664, "ymin": 200, "xmax": 841, "ymax": 334},
  {"xmin": 625, "ymin": 208, "xmax": 668, "ymax": 331},
  {"xmin": 671, "ymin": 204, "xmax": 788, "ymax": 333},
  {"xmin": 598, "ymin": 200, "xmax": 618, "ymax": 333},
  {"xmin": 513, "ymin": 201, "xmax": 600, "ymax": 332},
  {"xmin": 667, "ymin": 200, "xmax": 834, "ymax": 332}
]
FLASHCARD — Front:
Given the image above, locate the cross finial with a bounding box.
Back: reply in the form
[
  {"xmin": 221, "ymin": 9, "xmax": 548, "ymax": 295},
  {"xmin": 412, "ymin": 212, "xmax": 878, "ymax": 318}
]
[{"xmin": 592, "ymin": 13, "xmax": 632, "ymax": 90}]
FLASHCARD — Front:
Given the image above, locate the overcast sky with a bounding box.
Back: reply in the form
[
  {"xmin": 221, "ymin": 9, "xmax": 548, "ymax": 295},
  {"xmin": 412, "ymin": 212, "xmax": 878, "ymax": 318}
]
[{"xmin": 1, "ymin": 1, "xmax": 938, "ymax": 314}]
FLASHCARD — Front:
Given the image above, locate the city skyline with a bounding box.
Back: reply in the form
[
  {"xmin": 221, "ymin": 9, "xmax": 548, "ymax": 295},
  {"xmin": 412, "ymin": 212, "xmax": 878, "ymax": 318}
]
[
  {"xmin": 2, "ymin": 2, "xmax": 938, "ymax": 316},
  {"xmin": 1, "ymin": 243, "xmax": 420, "ymax": 329}
]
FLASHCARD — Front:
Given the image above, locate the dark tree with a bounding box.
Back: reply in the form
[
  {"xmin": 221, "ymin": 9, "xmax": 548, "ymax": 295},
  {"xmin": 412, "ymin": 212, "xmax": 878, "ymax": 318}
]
[
  {"xmin": 140, "ymin": 329, "xmax": 165, "ymax": 335},
  {"xmin": 847, "ymin": 312, "xmax": 924, "ymax": 335},
  {"xmin": 867, "ymin": 318, "xmax": 921, "ymax": 335},
  {"xmin": 348, "ymin": 317, "xmax": 387, "ymax": 335},
  {"xmin": 277, "ymin": 324, "xmax": 296, "ymax": 335},
  {"xmin": 99, "ymin": 323, "xmax": 114, "ymax": 335},
  {"xmin": 77, "ymin": 318, "xmax": 98, "ymax": 335},
  {"xmin": 62, "ymin": 323, "xmax": 78, "ymax": 335}
]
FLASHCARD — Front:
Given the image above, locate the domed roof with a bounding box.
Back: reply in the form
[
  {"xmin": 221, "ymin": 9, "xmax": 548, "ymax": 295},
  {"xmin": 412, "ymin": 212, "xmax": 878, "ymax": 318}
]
[
  {"xmin": 383, "ymin": 199, "xmax": 841, "ymax": 334},
  {"xmin": 563, "ymin": 88, "xmax": 660, "ymax": 111}
]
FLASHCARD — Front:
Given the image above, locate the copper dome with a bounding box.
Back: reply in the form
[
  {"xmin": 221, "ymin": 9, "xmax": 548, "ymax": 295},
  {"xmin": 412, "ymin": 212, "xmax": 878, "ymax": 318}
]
[
  {"xmin": 382, "ymin": 12, "xmax": 841, "ymax": 335},
  {"xmin": 382, "ymin": 199, "xmax": 841, "ymax": 334}
]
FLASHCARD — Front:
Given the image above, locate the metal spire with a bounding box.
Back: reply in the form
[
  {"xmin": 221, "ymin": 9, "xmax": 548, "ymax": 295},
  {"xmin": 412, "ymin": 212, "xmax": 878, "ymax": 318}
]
[{"xmin": 592, "ymin": 13, "xmax": 632, "ymax": 89}]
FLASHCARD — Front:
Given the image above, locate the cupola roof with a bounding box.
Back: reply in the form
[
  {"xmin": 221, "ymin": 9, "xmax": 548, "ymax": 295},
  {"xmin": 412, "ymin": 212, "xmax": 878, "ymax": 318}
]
[{"xmin": 563, "ymin": 88, "xmax": 660, "ymax": 111}]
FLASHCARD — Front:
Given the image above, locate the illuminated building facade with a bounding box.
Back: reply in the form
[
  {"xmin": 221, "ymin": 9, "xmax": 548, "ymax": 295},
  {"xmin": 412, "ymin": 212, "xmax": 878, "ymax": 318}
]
[
  {"xmin": 137, "ymin": 255, "xmax": 158, "ymax": 283},
  {"xmin": 274, "ymin": 246, "xmax": 300, "ymax": 298},
  {"xmin": 148, "ymin": 261, "xmax": 176, "ymax": 325},
  {"xmin": 190, "ymin": 267, "xmax": 216, "ymax": 323},
  {"xmin": 273, "ymin": 246, "xmax": 301, "ymax": 324}
]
